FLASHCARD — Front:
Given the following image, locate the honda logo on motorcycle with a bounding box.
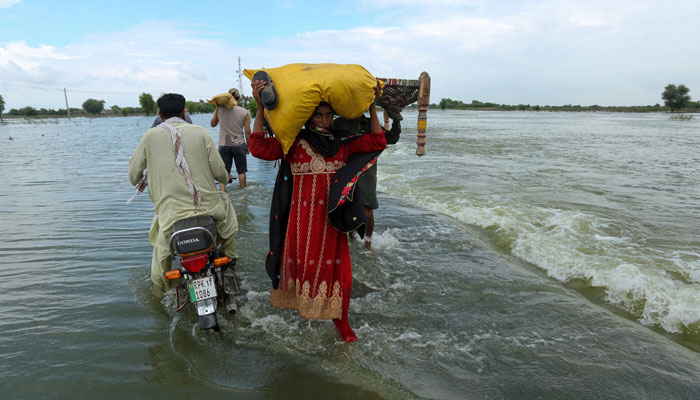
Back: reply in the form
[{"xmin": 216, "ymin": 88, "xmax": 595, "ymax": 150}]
[{"xmin": 178, "ymin": 238, "xmax": 200, "ymax": 246}]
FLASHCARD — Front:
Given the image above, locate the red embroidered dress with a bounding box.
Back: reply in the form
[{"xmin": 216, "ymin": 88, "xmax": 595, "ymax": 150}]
[{"xmin": 249, "ymin": 130, "xmax": 386, "ymax": 319}]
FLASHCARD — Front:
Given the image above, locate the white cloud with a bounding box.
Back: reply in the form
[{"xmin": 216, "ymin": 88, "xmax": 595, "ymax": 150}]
[
  {"xmin": 0, "ymin": 41, "xmax": 80, "ymax": 63},
  {"xmin": 0, "ymin": 20, "xmax": 248, "ymax": 108},
  {"xmin": 2, "ymin": 2, "xmax": 700, "ymax": 109},
  {"xmin": 0, "ymin": 0, "xmax": 21, "ymax": 9}
]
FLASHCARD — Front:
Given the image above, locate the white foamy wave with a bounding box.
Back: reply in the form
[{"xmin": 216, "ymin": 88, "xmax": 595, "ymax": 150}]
[
  {"xmin": 383, "ymin": 142, "xmax": 416, "ymax": 158},
  {"xmin": 397, "ymin": 331, "xmax": 423, "ymax": 341},
  {"xmin": 384, "ymin": 183, "xmax": 700, "ymax": 333},
  {"xmin": 593, "ymin": 234, "xmax": 629, "ymax": 243},
  {"xmin": 368, "ymin": 228, "xmax": 402, "ymax": 250},
  {"xmin": 250, "ymin": 314, "xmax": 298, "ymax": 335},
  {"xmin": 244, "ymin": 289, "xmax": 269, "ymax": 301},
  {"xmin": 669, "ymin": 250, "xmax": 700, "ymax": 283},
  {"xmin": 510, "ymin": 216, "xmax": 700, "ymax": 333}
]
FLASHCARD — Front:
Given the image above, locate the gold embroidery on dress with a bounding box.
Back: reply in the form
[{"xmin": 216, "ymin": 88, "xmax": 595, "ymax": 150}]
[
  {"xmin": 310, "ymin": 157, "xmax": 325, "ymax": 173},
  {"xmin": 280, "ymin": 225, "xmax": 290, "ymax": 289},
  {"xmin": 270, "ymin": 278, "xmax": 297, "ymax": 308},
  {"xmin": 301, "ymin": 280, "xmax": 312, "ymax": 309},
  {"xmin": 270, "ymin": 278, "xmax": 343, "ymax": 320},
  {"xmin": 290, "ymin": 139, "xmax": 345, "ymax": 175},
  {"xmin": 312, "ymin": 281, "xmax": 328, "ymax": 316},
  {"xmin": 312, "ymin": 174, "xmax": 331, "ymax": 292},
  {"xmin": 301, "ymin": 173, "xmax": 317, "ymax": 284},
  {"xmin": 329, "ymin": 281, "xmax": 342, "ymax": 311},
  {"xmin": 295, "ymin": 173, "xmax": 303, "ymax": 275}
]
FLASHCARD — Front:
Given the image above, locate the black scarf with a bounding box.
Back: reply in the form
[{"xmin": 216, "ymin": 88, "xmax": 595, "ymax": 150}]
[
  {"xmin": 265, "ymin": 160, "xmax": 292, "ymax": 289},
  {"xmin": 298, "ymin": 127, "xmax": 363, "ymax": 157}
]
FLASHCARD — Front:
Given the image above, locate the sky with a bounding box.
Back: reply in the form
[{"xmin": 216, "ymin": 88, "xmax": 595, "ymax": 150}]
[{"xmin": 1, "ymin": 0, "xmax": 699, "ymax": 110}]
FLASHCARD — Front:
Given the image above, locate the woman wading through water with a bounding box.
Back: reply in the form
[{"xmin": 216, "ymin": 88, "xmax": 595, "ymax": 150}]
[{"xmin": 248, "ymin": 77, "xmax": 385, "ymax": 342}]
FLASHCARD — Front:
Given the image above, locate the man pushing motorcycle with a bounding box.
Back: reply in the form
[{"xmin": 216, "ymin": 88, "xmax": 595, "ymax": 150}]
[{"xmin": 129, "ymin": 93, "xmax": 238, "ymax": 292}]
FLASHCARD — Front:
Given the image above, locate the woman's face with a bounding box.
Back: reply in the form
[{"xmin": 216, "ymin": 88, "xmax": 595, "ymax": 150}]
[{"xmin": 309, "ymin": 105, "xmax": 334, "ymax": 130}]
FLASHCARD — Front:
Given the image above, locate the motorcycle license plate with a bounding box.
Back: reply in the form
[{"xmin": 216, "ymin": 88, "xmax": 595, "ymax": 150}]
[{"xmin": 188, "ymin": 276, "xmax": 217, "ymax": 302}]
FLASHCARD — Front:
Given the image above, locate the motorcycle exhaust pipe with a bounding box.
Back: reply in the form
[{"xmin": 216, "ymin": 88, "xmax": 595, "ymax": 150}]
[
  {"xmin": 225, "ymin": 294, "xmax": 237, "ymax": 315},
  {"xmin": 222, "ymin": 272, "xmax": 238, "ymax": 315}
]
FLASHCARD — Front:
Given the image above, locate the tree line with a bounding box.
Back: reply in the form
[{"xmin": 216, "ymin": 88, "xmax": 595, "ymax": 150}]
[
  {"xmin": 431, "ymin": 84, "xmax": 697, "ymax": 112},
  {"xmin": 2, "ymin": 84, "xmax": 693, "ymax": 118},
  {"xmin": 0, "ymin": 92, "xmax": 257, "ymax": 118}
]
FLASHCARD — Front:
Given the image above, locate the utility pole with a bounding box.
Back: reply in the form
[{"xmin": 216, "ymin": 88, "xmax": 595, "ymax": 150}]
[
  {"xmin": 64, "ymin": 87, "xmax": 71, "ymax": 119},
  {"xmin": 237, "ymin": 56, "xmax": 243, "ymax": 95}
]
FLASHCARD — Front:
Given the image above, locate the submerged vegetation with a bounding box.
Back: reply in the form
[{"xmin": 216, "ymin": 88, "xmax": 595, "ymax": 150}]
[{"xmin": 669, "ymin": 114, "xmax": 694, "ymax": 120}]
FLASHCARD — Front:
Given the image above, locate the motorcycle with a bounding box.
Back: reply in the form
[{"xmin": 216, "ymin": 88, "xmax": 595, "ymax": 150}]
[{"xmin": 164, "ymin": 215, "xmax": 239, "ymax": 331}]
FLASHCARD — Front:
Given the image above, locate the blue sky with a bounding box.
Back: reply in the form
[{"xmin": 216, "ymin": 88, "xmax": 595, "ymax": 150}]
[{"xmin": 1, "ymin": 0, "xmax": 699, "ymax": 110}]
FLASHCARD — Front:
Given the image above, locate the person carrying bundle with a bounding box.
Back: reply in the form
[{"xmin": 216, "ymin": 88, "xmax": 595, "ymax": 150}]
[
  {"xmin": 248, "ymin": 71, "xmax": 386, "ymax": 343},
  {"xmin": 210, "ymin": 88, "xmax": 251, "ymax": 190}
]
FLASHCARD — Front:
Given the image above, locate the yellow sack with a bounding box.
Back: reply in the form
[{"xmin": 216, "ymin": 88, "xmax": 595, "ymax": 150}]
[
  {"xmin": 208, "ymin": 93, "xmax": 236, "ymax": 109},
  {"xmin": 243, "ymin": 63, "xmax": 378, "ymax": 154}
]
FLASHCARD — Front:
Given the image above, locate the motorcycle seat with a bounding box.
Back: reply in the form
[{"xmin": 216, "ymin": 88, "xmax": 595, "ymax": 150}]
[
  {"xmin": 172, "ymin": 215, "xmax": 217, "ymax": 237},
  {"xmin": 170, "ymin": 216, "xmax": 218, "ymax": 255}
]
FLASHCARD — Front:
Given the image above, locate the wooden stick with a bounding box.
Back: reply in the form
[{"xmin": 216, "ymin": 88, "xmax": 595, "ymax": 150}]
[{"xmin": 416, "ymin": 71, "xmax": 431, "ymax": 156}]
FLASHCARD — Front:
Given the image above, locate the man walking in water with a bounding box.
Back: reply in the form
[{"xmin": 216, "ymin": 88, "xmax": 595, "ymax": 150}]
[
  {"xmin": 211, "ymin": 88, "xmax": 251, "ymax": 190},
  {"xmin": 333, "ymin": 114, "xmax": 401, "ymax": 248}
]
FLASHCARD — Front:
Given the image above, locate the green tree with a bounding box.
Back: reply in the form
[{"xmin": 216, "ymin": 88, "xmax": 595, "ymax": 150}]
[
  {"xmin": 198, "ymin": 101, "xmax": 215, "ymax": 113},
  {"xmin": 247, "ymin": 98, "xmax": 258, "ymax": 115},
  {"xmin": 82, "ymin": 98, "xmax": 105, "ymax": 115},
  {"xmin": 662, "ymin": 84, "xmax": 691, "ymax": 112},
  {"xmin": 185, "ymin": 101, "xmax": 198, "ymax": 115},
  {"xmin": 0, "ymin": 94, "xmax": 4, "ymax": 121},
  {"xmin": 239, "ymin": 94, "xmax": 252, "ymax": 109},
  {"xmin": 111, "ymin": 105, "xmax": 121, "ymax": 115},
  {"xmin": 20, "ymin": 106, "xmax": 38, "ymax": 116},
  {"xmin": 139, "ymin": 93, "xmax": 157, "ymax": 115},
  {"xmin": 121, "ymin": 108, "xmax": 129, "ymax": 117},
  {"xmin": 185, "ymin": 101, "xmax": 216, "ymax": 114},
  {"xmin": 439, "ymin": 98, "xmax": 447, "ymax": 110}
]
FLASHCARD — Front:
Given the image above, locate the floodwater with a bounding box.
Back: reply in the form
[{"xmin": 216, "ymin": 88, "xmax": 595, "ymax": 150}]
[{"xmin": 2, "ymin": 111, "xmax": 700, "ymax": 399}]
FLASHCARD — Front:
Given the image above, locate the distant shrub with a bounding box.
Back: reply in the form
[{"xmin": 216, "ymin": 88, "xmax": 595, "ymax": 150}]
[
  {"xmin": 82, "ymin": 99, "xmax": 105, "ymax": 115},
  {"xmin": 670, "ymin": 114, "xmax": 694, "ymax": 120}
]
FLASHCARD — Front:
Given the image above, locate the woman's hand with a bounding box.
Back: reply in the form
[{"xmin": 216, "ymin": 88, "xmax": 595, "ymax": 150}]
[
  {"xmin": 251, "ymin": 80, "xmax": 267, "ymax": 133},
  {"xmin": 251, "ymin": 80, "xmax": 266, "ymax": 103},
  {"xmin": 369, "ymin": 79, "xmax": 382, "ymax": 133},
  {"xmin": 373, "ymin": 78, "xmax": 382, "ymax": 104}
]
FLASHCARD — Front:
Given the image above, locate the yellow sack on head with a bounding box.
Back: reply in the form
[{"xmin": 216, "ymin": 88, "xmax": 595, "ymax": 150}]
[
  {"xmin": 244, "ymin": 63, "xmax": 378, "ymax": 154},
  {"xmin": 208, "ymin": 93, "xmax": 236, "ymax": 109}
]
